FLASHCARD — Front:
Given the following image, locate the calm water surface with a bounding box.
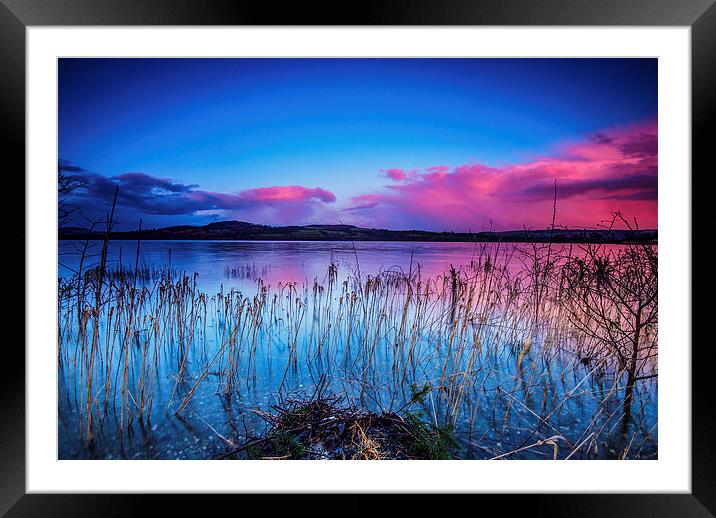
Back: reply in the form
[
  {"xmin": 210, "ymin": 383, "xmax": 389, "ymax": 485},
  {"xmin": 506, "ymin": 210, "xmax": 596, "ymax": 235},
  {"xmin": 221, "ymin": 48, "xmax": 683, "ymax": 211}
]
[
  {"xmin": 57, "ymin": 240, "xmax": 657, "ymax": 460},
  {"xmin": 60, "ymin": 240, "xmax": 527, "ymax": 291}
]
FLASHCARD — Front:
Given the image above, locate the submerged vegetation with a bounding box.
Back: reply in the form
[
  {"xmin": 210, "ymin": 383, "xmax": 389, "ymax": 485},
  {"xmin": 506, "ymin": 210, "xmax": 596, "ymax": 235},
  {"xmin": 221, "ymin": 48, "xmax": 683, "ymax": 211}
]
[
  {"xmin": 218, "ymin": 377, "xmax": 458, "ymax": 460},
  {"xmin": 57, "ymin": 214, "xmax": 658, "ymax": 460}
]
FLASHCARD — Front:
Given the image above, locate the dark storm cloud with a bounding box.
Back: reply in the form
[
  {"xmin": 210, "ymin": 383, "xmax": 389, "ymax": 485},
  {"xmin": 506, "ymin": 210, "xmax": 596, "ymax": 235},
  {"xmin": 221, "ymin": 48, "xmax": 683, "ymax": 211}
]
[{"xmin": 515, "ymin": 173, "xmax": 658, "ymax": 201}]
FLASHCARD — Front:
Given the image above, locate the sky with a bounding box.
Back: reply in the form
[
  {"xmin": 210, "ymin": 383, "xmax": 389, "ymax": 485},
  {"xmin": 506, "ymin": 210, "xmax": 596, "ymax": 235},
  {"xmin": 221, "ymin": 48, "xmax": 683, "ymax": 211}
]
[{"xmin": 58, "ymin": 58, "xmax": 657, "ymax": 231}]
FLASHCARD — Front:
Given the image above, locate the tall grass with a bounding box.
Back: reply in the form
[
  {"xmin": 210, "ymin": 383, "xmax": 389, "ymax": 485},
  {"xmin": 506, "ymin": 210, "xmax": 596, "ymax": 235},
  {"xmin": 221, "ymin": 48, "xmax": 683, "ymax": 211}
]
[{"xmin": 57, "ymin": 232, "xmax": 657, "ymax": 459}]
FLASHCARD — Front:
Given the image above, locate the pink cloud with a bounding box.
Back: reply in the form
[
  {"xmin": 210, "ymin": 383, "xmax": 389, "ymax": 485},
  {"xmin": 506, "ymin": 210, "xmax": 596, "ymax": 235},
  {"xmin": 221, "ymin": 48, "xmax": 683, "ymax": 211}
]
[
  {"xmin": 382, "ymin": 168, "xmax": 408, "ymax": 181},
  {"xmin": 343, "ymin": 120, "xmax": 657, "ymax": 231},
  {"xmin": 238, "ymin": 185, "xmax": 336, "ymax": 204},
  {"xmin": 186, "ymin": 185, "xmax": 337, "ymax": 225},
  {"xmin": 426, "ymin": 165, "xmax": 451, "ymax": 175}
]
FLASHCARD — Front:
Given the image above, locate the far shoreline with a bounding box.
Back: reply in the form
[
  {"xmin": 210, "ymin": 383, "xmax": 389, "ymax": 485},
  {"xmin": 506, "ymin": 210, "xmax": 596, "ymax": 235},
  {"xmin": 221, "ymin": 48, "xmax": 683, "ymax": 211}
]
[{"xmin": 58, "ymin": 221, "xmax": 657, "ymax": 245}]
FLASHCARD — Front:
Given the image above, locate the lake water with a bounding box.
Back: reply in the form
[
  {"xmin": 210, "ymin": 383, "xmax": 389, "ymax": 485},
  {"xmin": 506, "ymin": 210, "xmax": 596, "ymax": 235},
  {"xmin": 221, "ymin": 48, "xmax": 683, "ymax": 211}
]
[
  {"xmin": 59, "ymin": 240, "xmax": 531, "ymax": 292},
  {"xmin": 57, "ymin": 240, "xmax": 658, "ymax": 460}
]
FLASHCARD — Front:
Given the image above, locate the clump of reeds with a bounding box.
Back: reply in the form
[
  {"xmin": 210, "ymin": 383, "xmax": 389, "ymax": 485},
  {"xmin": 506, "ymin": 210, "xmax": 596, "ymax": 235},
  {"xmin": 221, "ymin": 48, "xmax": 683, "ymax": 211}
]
[
  {"xmin": 224, "ymin": 263, "xmax": 269, "ymax": 280},
  {"xmin": 217, "ymin": 377, "xmax": 458, "ymax": 460}
]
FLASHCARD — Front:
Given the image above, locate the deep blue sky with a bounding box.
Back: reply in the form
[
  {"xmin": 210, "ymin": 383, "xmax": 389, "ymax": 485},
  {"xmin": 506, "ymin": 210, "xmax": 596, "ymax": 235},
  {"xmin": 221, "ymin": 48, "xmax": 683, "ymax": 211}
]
[{"xmin": 58, "ymin": 58, "xmax": 658, "ymax": 230}]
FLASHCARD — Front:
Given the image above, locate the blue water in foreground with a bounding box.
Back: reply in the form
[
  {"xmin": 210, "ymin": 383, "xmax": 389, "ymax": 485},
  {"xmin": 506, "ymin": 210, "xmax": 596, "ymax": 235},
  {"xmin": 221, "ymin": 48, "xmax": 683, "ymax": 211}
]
[{"xmin": 57, "ymin": 240, "xmax": 657, "ymax": 460}]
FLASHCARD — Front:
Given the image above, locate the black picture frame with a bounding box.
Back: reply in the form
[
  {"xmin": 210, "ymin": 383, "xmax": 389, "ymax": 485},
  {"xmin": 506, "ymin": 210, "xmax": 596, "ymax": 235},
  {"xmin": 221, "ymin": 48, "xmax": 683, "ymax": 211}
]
[{"xmin": 2, "ymin": 0, "xmax": 710, "ymax": 513}]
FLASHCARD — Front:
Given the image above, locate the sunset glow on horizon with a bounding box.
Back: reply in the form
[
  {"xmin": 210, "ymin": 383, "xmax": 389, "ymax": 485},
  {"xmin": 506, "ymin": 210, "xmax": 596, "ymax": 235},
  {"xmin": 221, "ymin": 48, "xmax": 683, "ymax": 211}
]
[{"xmin": 59, "ymin": 58, "xmax": 657, "ymax": 231}]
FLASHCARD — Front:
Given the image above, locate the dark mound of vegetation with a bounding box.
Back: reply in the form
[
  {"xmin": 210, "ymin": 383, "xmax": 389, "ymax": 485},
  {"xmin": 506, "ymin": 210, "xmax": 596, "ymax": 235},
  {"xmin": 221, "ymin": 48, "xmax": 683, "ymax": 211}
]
[
  {"xmin": 59, "ymin": 219, "xmax": 657, "ymax": 244},
  {"xmin": 217, "ymin": 380, "xmax": 457, "ymax": 460}
]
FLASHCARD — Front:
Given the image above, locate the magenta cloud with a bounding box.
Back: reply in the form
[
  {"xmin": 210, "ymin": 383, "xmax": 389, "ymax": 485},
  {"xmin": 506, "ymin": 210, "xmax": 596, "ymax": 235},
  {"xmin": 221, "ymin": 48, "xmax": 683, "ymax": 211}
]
[
  {"xmin": 381, "ymin": 168, "xmax": 408, "ymax": 181},
  {"xmin": 238, "ymin": 186, "xmax": 336, "ymax": 204},
  {"xmin": 344, "ymin": 120, "xmax": 657, "ymax": 231}
]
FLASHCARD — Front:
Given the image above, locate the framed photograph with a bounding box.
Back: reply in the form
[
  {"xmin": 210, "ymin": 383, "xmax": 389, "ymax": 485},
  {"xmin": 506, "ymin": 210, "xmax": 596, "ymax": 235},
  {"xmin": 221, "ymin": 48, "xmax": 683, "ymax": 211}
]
[{"xmin": 4, "ymin": 0, "xmax": 711, "ymax": 512}]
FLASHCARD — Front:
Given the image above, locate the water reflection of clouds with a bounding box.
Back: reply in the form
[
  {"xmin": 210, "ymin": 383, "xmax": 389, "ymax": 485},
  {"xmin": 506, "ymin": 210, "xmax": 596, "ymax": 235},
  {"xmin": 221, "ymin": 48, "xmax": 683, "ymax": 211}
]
[{"xmin": 59, "ymin": 240, "xmax": 635, "ymax": 295}]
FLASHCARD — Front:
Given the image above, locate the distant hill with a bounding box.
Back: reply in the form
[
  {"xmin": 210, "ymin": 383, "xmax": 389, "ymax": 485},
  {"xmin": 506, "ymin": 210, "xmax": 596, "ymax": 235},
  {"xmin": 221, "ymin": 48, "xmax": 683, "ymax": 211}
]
[{"xmin": 58, "ymin": 220, "xmax": 658, "ymax": 244}]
